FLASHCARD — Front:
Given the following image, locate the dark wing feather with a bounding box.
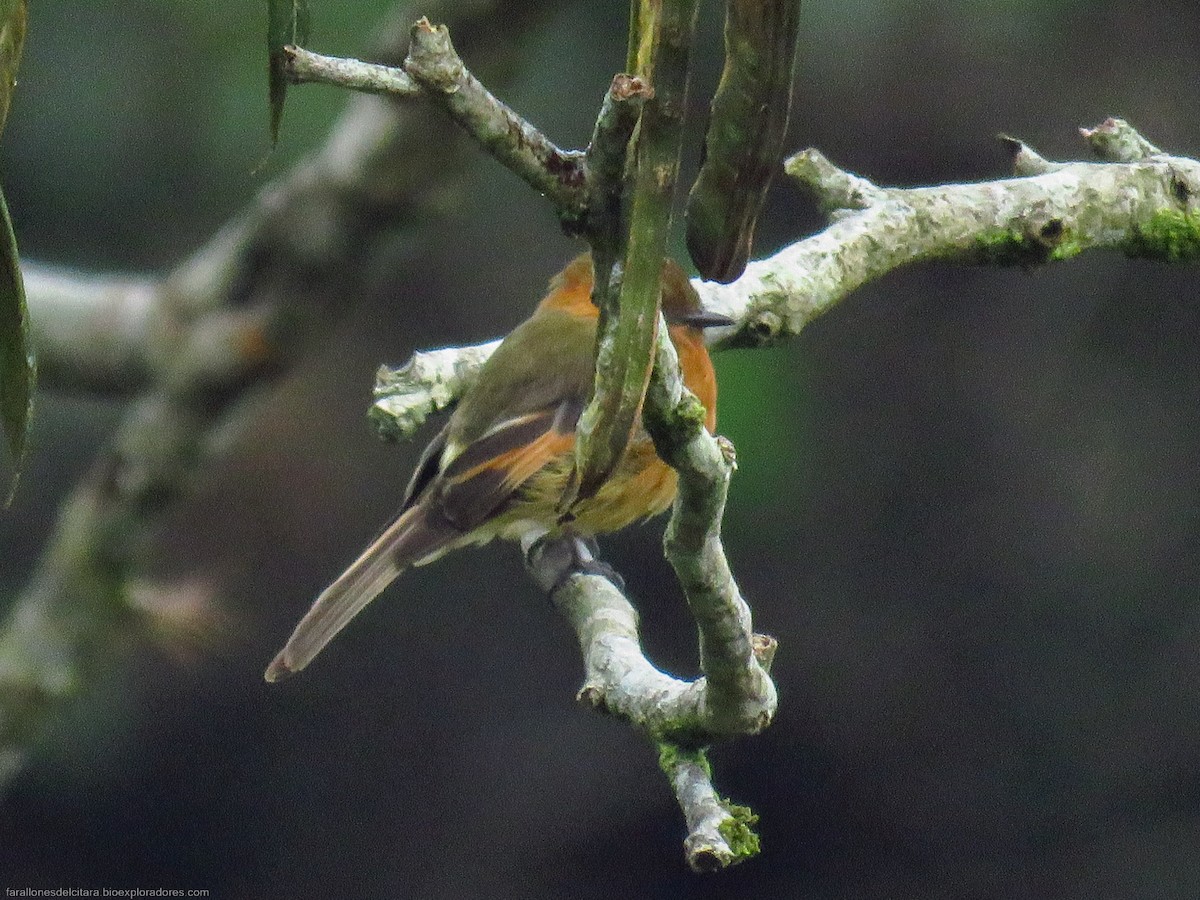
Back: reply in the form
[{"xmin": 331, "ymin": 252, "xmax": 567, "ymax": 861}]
[
  {"xmin": 436, "ymin": 398, "xmax": 581, "ymax": 529},
  {"xmin": 401, "ymin": 422, "xmax": 449, "ymax": 510}
]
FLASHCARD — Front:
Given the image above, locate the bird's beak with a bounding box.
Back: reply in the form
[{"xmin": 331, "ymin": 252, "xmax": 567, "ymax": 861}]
[{"xmin": 670, "ymin": 309, "xmax": 736, "ymax": 328}]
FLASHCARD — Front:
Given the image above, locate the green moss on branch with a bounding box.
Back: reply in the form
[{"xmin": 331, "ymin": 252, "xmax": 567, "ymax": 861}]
[
  {"xmin": 717, "ymin": 801, "xmax": 761, "ymax": 862},
  {"xmin": 1125, "ymin": 208, "xmax": 1200, "ymax": 262}
]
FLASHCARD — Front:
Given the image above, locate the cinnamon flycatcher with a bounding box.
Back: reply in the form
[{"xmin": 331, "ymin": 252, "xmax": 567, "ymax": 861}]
[{"xmin": 265, "ymin": 253, "xmax": 728, "ymax": 681}]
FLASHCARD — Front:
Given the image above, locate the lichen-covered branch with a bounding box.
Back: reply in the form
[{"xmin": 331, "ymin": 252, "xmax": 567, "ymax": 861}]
[
  {"xmin": 369, "ymin": 338, "xmax": 501, "ymax": 441},
  {"xmin": 374, "ymin": 124, "xmax": 1199, "ymax": 866},
  {"xmin": 644, "ymin": 328, "xmax": 777, "ymax": 734},
  {"xmin": 1081, "ymin": 115, "xmax": 1162, "ymax": 162},
  {"xmin": 582, "ymin": 73, "xmax": 650, "ymax": 259},
  {"xmin": 404, "ymin": 17, "xmax": 588, "ymax": 227},
  {"xmin": 524, "ymin": 531, "xmax": 775, "ymax": 742},
  {"xmin": 352, "ymin": 5, "xmax": 768, "ymax": 861},
  {"xmin": 374, "ymin": 121, "xmax": 1200, "ymax": 439},
  {"xmin": 524, "ymin": 541, "xmax": 707, "ymax": 738},
  {"xmin": 373, "ymin": 123, "xmax": 1200, "ymax": 869},
  {"xmin": 283, "ymin": 44, "xmax": 420, "ymax": 97},
  {"xmin": 364, "ymin": 11, "xmax": 777, "ymax": 866},
  {"xmin": 524, "ymin": 532, "xmax": 773, "ymax": 868},
  {"xmin": 282, "ymin": 29, "xmax": 594, "ymax": 223},
  {"xmin": 722, "ymin": 122, "xmax": 1199, "ymax": 345},
  {"xmin": 658, "ymin": 744, "xmax": 760, "ymax": 871}
]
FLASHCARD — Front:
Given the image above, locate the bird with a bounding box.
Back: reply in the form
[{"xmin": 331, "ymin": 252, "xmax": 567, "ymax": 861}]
[{"xmin": 264, "ymin": 252, "xmax": 730, "ymax": 682}]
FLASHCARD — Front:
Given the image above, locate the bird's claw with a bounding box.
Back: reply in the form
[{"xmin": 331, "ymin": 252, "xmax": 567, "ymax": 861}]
[{"xmin": 525, "ymin": 533, "xmax": 625, "ymax": 595}]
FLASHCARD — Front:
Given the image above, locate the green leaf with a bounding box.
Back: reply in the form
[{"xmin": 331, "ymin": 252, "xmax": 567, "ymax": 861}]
[
  {"xmin": 0, "ymin": 187, "xmax": 33, "ymax": 506},
  {"xmin": 0, "ymin": 0, "xmax": 26, "ymax": 136},
  {"xmin": 686, "ymin": 0, "xmax": 801, "ymax": 283},
  {"xmin": 0, "ymin": 0, "xmax": 30, "ymax": 505},
  {"xmin": 267, "ymin": 0, "xmax": 311, "ymax": 146}
]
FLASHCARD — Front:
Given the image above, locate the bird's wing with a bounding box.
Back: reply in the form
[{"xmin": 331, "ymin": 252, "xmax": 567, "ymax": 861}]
[
  {"xmin": 264, "ymin": 398, "xmax": 582, "ymax": 682},
  {"xmin": 435, "ymin": 398, "xmax": 580, "ymax": 529}
]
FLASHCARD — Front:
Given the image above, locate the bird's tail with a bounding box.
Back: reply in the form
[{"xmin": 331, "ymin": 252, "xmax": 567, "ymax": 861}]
[{"xmin": 264, "ymin": 503, "xmax": 458, "ymax": 681}]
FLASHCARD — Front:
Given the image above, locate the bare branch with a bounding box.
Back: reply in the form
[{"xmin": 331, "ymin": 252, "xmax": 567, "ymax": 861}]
[{"xmin": 997, "ymin": 133, "xmax": 1064, "ymax": 176}]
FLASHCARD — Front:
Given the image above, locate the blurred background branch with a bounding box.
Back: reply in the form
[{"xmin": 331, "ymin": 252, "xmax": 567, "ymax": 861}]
[
  {"xmin": 1, "ymin": 0, "xmax": 564, "ymax": 791},
  {"xmin": 23, "ymin": 265, "xmax": 159, "ymax": 393}
]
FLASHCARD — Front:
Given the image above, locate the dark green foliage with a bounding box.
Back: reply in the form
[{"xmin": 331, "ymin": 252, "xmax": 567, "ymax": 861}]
[{"xmin": 0, "ymin": 188, "xmax": 31, "ymax": 506}]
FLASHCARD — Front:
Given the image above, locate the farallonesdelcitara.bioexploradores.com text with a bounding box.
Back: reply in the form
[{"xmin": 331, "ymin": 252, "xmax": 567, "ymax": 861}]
[{"xmin": 5, "ymin": 890, "xmax": 209, "ymax": 897}]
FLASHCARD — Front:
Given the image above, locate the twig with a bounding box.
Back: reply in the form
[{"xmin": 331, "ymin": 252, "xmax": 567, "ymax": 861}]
[
  {"xmin": 583, "ymin": 73, "xmax": 651, "ymax": 261},
  {"xmin": 997, "ymin": 134, "xmax": 1063, "ymax": 176},
  {"xmin": 658, "ymin": 744, "xmax": 760, "ymax": 872},
  {"xmin": 404, "ymin": 17, "xmax": 588, "ymax": 227},
  {"xmin": 1081, "ymin": 116, "xmax": 1162, "ymax": 162},
  {"xmin": 645, "ymin": 330, "xmax": 777, "ymax": 734},
  {"xmin": 369, "ymin": 339, "xmax": 501, "ymax": 441},
  {"xmin": 283, "ymin": 44, "xmax": 420, "ymax": 97},
  {"xmin": 524, "ymin": 544, "xmax": 707, "ymax": 737}
]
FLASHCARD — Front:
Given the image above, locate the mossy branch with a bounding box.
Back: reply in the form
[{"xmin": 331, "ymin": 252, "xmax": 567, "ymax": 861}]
[
  {"xmin": 375, "ymin": 121, "xmax": 1200, "ymax": 438},
  {"xmin": 523, "ymin": 532, "xmax": 774, "ymax": 871}
]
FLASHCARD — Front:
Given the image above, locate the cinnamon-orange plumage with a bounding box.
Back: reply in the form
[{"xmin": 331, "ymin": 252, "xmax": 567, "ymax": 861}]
[{"xmin": 265, "ymin": 253, "xmax": 725, "ymax": 681}]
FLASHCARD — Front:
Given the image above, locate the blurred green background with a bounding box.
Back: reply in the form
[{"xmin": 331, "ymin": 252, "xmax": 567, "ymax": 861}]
[{"xmin": 4, "ymin": 0, "xmax": 1200, "ymax": 897}]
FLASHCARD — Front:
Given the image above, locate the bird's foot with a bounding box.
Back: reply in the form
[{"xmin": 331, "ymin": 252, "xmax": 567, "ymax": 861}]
[{"xmin": 525, "ymin": 532, "xmax": 625, "ymax": 595}]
